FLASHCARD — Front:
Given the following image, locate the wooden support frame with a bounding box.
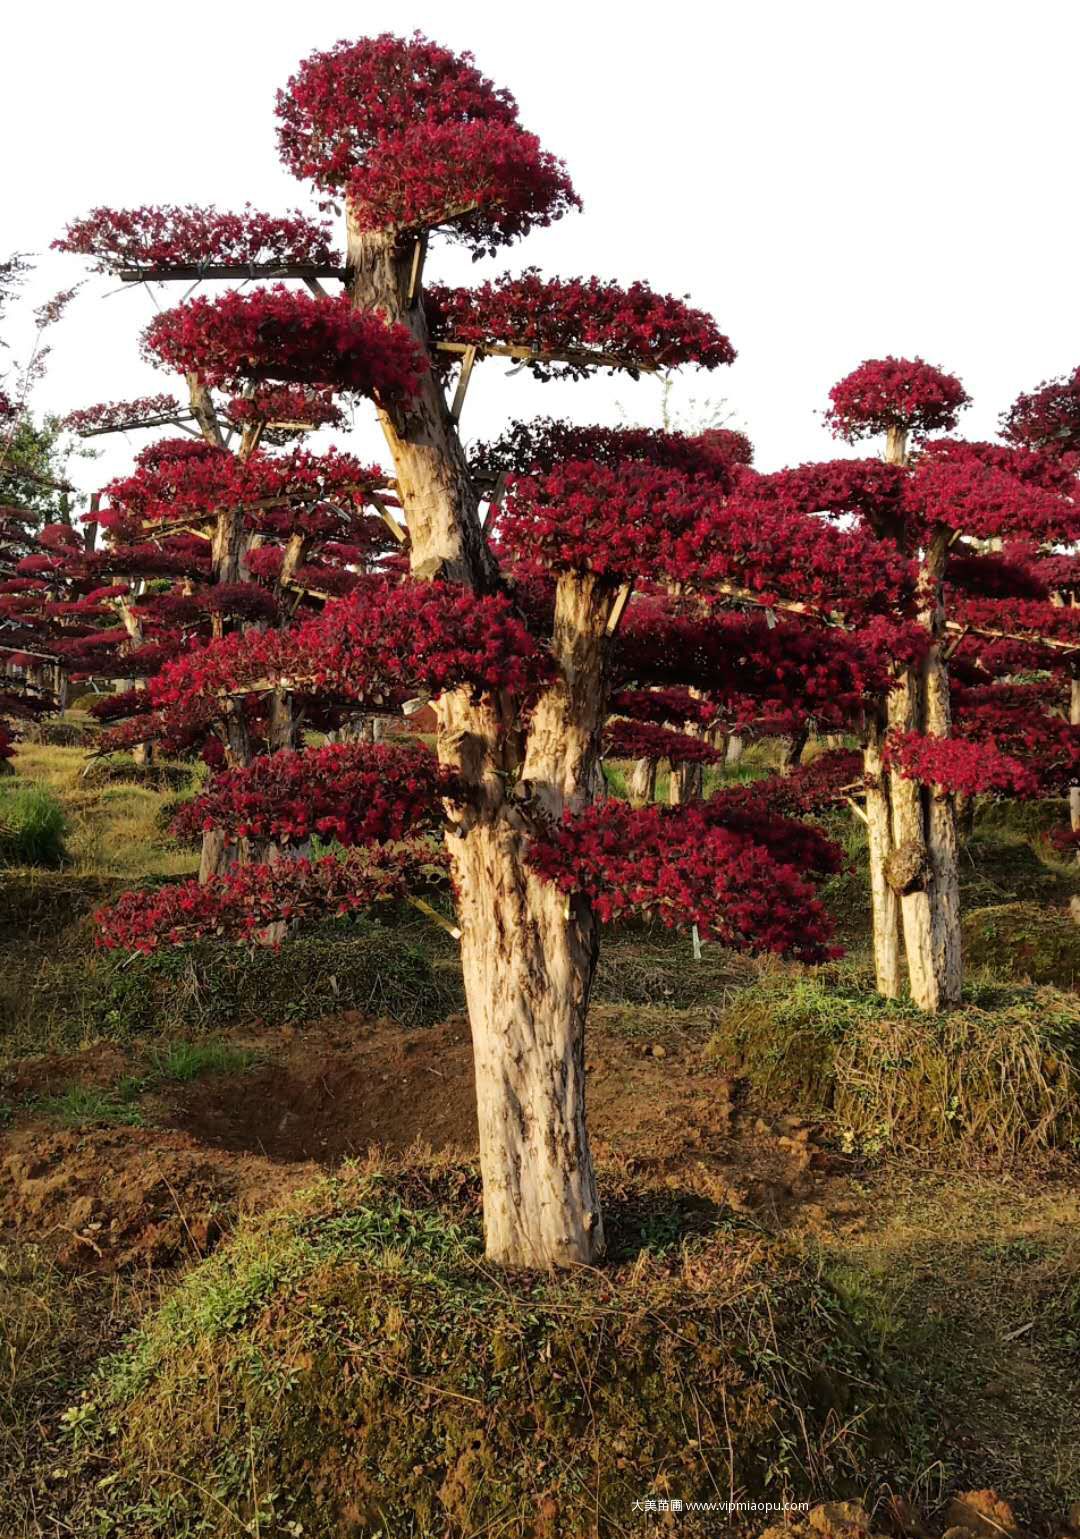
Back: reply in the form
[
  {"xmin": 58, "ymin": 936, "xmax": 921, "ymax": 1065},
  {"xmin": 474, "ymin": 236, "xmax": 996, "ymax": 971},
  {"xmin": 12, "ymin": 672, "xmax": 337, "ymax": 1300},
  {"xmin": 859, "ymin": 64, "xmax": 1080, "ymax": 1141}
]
[
  {"xmin": 406, "ymin": 235, "xmax": 428, "ymax": 307},
  {"xmin": 0, "ymin": 643, "xmax": 60, "ymax": 662},
  {"xmin": 367, "ymin": 491, "xmax": 408, "ymax": 545},
  {"xmin": 117, "ymin": 263, "xmax": 348, "ymax": 284},
  {"xmin": 432, "ymin": 339, "xmax": 660, "ymax": 375},
  {"xmin": 76, "ymin": 410, "xmax": 199, "ymax": 439},
  {"xmin": 408, "ymin": 895, "xmax": 463, "ymax": 941},
  {"xmin": 846, "ymin": 795, "xmax": 869, "ymax": 827}
]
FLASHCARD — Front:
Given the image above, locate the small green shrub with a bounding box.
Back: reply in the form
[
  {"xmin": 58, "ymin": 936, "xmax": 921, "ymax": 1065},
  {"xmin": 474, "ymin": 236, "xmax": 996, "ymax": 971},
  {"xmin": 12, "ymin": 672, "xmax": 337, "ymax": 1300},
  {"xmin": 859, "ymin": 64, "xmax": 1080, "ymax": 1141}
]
[{"xmin": 0, "ymin": 783, "xmax": 67, "ymax": 867}]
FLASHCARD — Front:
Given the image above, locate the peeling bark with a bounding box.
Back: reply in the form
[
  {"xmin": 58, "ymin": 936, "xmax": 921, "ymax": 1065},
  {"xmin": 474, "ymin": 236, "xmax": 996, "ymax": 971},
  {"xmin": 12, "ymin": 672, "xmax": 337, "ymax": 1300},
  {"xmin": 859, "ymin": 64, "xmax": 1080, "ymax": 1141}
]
[
  {"xmin": 880, "ymin": 430, "xmax": 962, "ymax": 1012},
  {"xmin": 887, "ymin": 530, "xmax": 962, "ymax": 1011},
  {"xmin": 864, "ymin": 712, "xmax": 901, "ymax": 997},
  {"xmin": 348, "ymin": 222, "xmax": 608, "ymax": 1266}
]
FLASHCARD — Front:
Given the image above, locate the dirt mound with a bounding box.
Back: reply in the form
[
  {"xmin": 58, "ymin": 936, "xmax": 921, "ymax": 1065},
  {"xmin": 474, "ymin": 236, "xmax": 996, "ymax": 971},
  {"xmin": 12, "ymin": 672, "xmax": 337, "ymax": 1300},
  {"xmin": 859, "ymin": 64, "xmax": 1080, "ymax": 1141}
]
[
  {"xmin": 70, "ymin": 1159, "xmax": 897, "ymax": 1539},
  {"xmin": 759, "ymin": 1490, "xmax": 1060, "ymax": 1539},
  {"xmin": 0, "ymin": 1125, "xmax": 316, "ymax": 1270},
  {"xmin": 1, "ymin": 1041, "xmax": 129, "ymax": 1100}
]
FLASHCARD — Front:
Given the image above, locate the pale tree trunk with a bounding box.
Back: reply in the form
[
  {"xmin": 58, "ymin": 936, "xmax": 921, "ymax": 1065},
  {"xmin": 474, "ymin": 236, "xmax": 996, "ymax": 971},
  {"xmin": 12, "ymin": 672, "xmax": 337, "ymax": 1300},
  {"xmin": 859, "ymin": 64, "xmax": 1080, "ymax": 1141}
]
[
  {"xmin": 725, "ymin": 734, "xmax": 745, "ymax": 767},
  {"xmin": 626, "ymin": 756, "xmax": 657, "ymax": 806},
  {"xmin": 886, "ymin": 531, "xmax": 962, "ymax": 1011},
  {"xmin": 668, "ymin": 758, "xmax": 704, "ymax": 804},
  {"xmin": 880, "ymin": 429, "xmax": 961, "ymax": 1011},
  {"xmin": 864, "ymin": 710, "xmax": 902, "ymax": 997},
  {"xmin": 116, "ymin": 597, "xmax": 154, "ymax": 770},
  {"xmin": 348, "ymin": 219, "xmax": 608, "ymax": 1266},
  {"xmin": 1071, "ymin": 672, "xmax": 1080, "ymax": 851},
  {"xmin": 668, "ymin": 696, "xmax": 706, "ymax": 803}
]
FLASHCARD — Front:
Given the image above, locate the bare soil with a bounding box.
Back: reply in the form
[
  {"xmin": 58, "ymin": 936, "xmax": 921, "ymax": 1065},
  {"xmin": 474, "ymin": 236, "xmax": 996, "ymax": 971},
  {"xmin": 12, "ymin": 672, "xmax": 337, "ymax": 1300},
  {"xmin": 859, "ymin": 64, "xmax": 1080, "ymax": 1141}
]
[{"xmin": 0, "ymin": 1007, "xmax": 858, "ymax": 1272}]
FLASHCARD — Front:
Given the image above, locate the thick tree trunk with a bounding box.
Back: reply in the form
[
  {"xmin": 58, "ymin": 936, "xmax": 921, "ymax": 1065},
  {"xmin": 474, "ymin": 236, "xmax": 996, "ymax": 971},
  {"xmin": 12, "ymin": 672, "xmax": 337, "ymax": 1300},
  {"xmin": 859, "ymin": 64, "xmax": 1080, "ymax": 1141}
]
[
  {"xmin": 349, "ymin": 222, "xmax": 607, "ymax": 1266},
  {"xmin": 864, "ymin": 713, "xmax": 902, "ymax": 997},
  {"xmin": 878, "ymin": 430, "xmax": 961, "ymax": 1012},
  {"xmin": 626, "ymin": 756, "xmax": 657, "ymax": 806},
  {"xmin": 668, "ymin": 758, "xmax": 704, "ymax": 804},
  {"xmin": 887, "ymin": 530, "xmax": 962, "ymax": 1011},
  {"xmin": 780, "ymin": 724, "xmax": 808, "ymax": 776}
]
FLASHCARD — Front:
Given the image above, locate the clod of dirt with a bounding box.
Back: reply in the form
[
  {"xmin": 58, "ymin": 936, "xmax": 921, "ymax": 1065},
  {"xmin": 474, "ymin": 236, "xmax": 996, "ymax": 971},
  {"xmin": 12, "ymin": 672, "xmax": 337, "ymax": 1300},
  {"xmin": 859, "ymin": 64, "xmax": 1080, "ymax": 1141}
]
[
  {"xmin": 942, "ymin": 1491, "xmax": 1024, "ymax": 1538},
  {"xmin": 761, "ymin": 1500, "xmax": 888, "ymax": 1539}
]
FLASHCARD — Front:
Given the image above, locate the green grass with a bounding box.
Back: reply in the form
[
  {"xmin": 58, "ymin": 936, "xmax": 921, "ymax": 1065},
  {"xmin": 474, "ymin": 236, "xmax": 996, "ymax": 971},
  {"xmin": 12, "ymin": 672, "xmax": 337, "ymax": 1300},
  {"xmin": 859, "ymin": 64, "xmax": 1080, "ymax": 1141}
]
[
  {"xmin": 143, "ymin": 1039, "xmax": 259, "ymax": 1083},
  {"xmin": 26, "ymin": 1039, "xmax": 261, "ymax": 1129},
  {"xmin": 7, "ymin": 737, "xmax": 199, "ymax": 880},
  {"xmin": 0, "ymin": 781, "xmax": 67, "ymax": 866},
  {"xmin": 38, "ymin": 1081, "xmax": 145, "ymax": 1128}
]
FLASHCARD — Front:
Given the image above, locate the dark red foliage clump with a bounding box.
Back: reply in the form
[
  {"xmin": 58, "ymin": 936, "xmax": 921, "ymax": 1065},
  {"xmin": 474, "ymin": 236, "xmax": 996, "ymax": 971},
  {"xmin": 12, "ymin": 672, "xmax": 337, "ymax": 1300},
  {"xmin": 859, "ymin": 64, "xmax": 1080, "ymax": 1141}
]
[
  {"xmin": 142, "ymin": 287, "xmax": 425, "ymax": 402},
  {"xmin": 527, "ymin": 798, "xmax": 838, "ymax": 962},
  {"xmin": 826, "ymin": 357, "xmax": 970, "ymax": 441},
  {"xmin": 96, "ymin": 842, "xmax": 439, "ymax": 952},
  {"xmin": 54, "ymin": 205, "xmax": 339, "ymax": 273},
  {"xmin": 1002, "ymin": 365, "xmax": 1080, "ymax": 462},
  {"xmin": 426, "ymin": 272, "xmax": 734, "ymax": 379},
  {"xmin": 171, "ymin": 740, "xmax": 457, "ymax": 847},
  {"xmin": 275, "ymin": 33, "xmax": 577, "ymax": 253},
  {"xmin": 884, "ymin": 731, "xmax": 1039, "ymax": 797},
  {"xmin": 471, "ymin": 418, "xmax": 750, "ymax": 485}
]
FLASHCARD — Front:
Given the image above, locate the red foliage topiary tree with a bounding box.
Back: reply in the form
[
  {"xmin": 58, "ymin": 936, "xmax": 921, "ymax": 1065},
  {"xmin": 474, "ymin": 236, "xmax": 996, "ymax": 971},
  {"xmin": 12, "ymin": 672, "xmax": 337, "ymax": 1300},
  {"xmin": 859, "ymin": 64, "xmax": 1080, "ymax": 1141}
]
[{"xmin": 53, "ymin": 33, "xmax": 867, "ymax": 1269}]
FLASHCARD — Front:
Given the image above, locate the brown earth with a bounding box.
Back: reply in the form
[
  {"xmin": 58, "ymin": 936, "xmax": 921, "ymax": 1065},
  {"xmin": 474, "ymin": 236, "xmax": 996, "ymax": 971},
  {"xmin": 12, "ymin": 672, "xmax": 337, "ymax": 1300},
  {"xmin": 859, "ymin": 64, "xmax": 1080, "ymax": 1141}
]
[{"xmin": 0, "ymin": 1006, "xmax": 859, "ymax": 1272}]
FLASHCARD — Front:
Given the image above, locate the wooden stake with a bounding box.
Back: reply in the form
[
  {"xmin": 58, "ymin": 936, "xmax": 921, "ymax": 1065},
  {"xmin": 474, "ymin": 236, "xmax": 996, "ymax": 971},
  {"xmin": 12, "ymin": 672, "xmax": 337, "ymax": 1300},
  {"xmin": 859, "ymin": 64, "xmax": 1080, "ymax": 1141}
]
[
  {"xmin": 408, "ymin": 895, "xmax": 462, "ymax": 941},
  {"xmin": 368, "ymin": 492, "xmax": 408, "ymax": 545},
  {"xmin": 432, "ymin": 339, "xmax": 659, "ymax": 375},
  {"xmin": 406, "ymin": 236, "xmax": 428, "ymax": 307},
  {"xmin": 118, "ymin": 263, "xmax": 347, "ymax": 284},
  {"xmin": 449, "ymin": 346, "xmax": 478, "ymax": 424},
  {"xmin": 606, "ymin": 582, "xmax": 633, "ymax": 635},
  {"xmin": 691, "ymin": 924, "xmax": 702, "ymax": 961}
]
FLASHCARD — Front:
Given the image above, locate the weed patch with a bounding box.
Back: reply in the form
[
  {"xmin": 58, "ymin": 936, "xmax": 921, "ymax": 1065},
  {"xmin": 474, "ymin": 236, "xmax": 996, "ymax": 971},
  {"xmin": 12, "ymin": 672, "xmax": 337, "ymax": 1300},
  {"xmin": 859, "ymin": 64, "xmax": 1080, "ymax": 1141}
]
[{"xmin": 0, "ymin": 782, "xmax": 67, "ymax": 867}]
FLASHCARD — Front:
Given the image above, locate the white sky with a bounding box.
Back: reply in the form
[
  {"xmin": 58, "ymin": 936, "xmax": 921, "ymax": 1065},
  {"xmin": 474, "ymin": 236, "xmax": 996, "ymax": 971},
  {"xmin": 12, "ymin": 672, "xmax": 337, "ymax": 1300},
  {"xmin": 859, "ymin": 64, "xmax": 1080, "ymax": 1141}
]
[{"xmin": 3, "ymin": 0, "xmax": 1078, "ymax": 496}]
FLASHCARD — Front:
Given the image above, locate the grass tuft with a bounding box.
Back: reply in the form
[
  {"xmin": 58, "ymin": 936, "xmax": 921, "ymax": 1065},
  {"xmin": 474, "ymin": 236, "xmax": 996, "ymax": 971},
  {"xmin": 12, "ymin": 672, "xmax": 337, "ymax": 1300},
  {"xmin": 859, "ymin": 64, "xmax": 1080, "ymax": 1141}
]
[
  {"xmin": 143, "ymin": 1039, "xmax": 259, "ymax": 1082},
  {"xmin": 0, "ymin": 782, "xmax": 67, "ymax": 867}
]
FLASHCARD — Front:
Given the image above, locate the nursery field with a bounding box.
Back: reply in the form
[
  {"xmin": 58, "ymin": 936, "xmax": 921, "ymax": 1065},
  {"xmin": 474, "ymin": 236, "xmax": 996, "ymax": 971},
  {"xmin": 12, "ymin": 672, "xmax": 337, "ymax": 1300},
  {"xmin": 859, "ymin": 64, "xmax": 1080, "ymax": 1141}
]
[{"xmin": 1, "ymin": 731, "xmax": 1078, "ymax": 1538}]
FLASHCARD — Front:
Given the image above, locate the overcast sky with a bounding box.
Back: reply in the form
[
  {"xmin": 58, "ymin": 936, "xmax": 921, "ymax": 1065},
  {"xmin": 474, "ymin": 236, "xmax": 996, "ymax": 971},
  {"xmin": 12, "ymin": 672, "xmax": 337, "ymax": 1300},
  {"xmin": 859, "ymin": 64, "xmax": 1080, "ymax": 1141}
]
[{"xmin": 3, "ymin": 0, "xmax": 1078, "ymax": 493}]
